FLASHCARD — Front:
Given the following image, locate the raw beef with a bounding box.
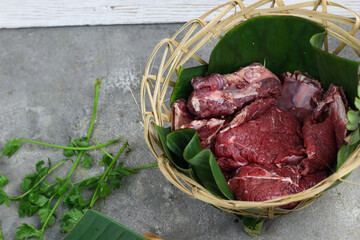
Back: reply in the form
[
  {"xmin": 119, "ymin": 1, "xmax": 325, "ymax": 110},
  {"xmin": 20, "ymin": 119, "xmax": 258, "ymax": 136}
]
[
  {"xmin": 312, "ymin": 84, "xmax": 348, "ymax": 148},
  {"xmin": 226, "ymin": 97, "xmax": 276, "ymax": 129},
  {"xmin": 171, "ymin": 99, "xmax": 225, "ymax": 148},
  {"xmin": 187, "ymin": 63, "xmax": 282, "ymax": 118},
  {"xmin": 192, "ymin": 73, "xmax": 226, "ymax": 91},
  {"xmin": 228, "ymin": 164, "xmax": 327, "ymax": 206},
  {"xmin": 187, "ymin": 89, "xmax": 238, "ymax": 118},
  {"xmin": 192, "ymin": 62, "xmax": 280, "ymax": 91},
  {"xmin": 223, "ymin": 62, "xmax": 280, "ymax": 88},
  {"xmin": 169, "ymin": 63, "xmax": 349, "ymax": 207},
  {"xmin": 288, "ymin": 107, "xmax": 312, "ymax": 127},
  {"xmin": 215, "ymin": 106, "xmax": 305, "ymax": 165},
  {"xmin": 180, "ymin": 118, "xmax": 225, "ymax": 149},
  {"xmin": 276, "ymin": 71, "xmax": 323, "ymax": 110},
  {"xmin": 228, "ymin": 164, "xmax": 302, "ymax": 206},
  {"xmin": 216, "ymin": 156, "xmax": 246, "ymax": 181},
  {"xmin": 216, "ymin": 156, "xmax": 247, "ymax": 172},
  {"xmin": 299, "ymin": 171, "xmax": 328, "ymax": 189},
  {"xmin": 171, "ymin": 99, "xmax": 193, "ymax": 130},
  {"xmin": 301, "ymin": 116, "xmax": 337, "ymax": 175}
]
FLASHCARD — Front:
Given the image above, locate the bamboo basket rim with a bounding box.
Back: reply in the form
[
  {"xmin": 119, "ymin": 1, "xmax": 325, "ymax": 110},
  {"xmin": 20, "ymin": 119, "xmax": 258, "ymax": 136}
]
[{"xmin": 140, "ymin": 0, "xmax": 360, "ymax": 219}]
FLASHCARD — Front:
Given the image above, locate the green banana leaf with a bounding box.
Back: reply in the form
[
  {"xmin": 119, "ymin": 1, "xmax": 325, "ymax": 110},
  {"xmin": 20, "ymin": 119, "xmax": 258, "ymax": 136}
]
[
  {"xmin": 166, "ymin": 128, "xmax": 201, "ymax": 180},
  {"xmin": 183, "ymin": 131, "xmax": 203, "ymax": 160},
  {"xmin": 310, "ymin": 32, "xmax": 359, "ymax": 106},
  {"xmin": 188, "ymin": 149, "xmax": 235, "ymax": 199},
  {"xmin": 64, "ymin": 210, "xmax": 147, "ymax": 240},
  {"xmin": 337, "ymin": 143, "xmax": 357, "ymax": 170},
  {"xmin": 236, "ymin": 215, "xmax": 264, "ymax": 237},
  {"xmin": 154, "ymin": 125, "xmax": 189, "ymax": 170},
  {"xmin": 155, "ymin": 126, "xmax": 234, "ymax": 199},
  {"xmin": 207, "ymin": 16, "xmax": 360, "ymax": 104},
  {"xmin": 349, "ymin": 128, "xmax": 360, "ymax": 146},
  {"xmin": 187, "ymin": 149, "xmax": 225, "ymax": 198},
  {"xmin": 209, "ymin": 16, "xmax": 324, "ymax": 77},
  {"xmin": 167, "ymin": 128, "xmax": 198, "ymax": 158},
  {"xmin": 208, "ymin": 153, "xmax": 234, "ymax": 200},
  {"xmin": 170, "ymin": 65, "xmax": 208, "ymax": 105}
]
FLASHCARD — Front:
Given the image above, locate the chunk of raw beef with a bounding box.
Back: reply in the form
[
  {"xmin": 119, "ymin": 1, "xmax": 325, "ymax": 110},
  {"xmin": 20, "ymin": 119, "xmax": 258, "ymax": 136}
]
[
  {"xmin": 192, "ymin": 62, "xmax": 280, "ymax": 91},
  {"xmin": 228, "ymin": 164, "xmax": 327, "ymax": 206},
  {"xmin": 188, "ymin": 78, "xmax": 281, "ymax": 118},
  {"xmin": 180, "ymin": 118, "xmax": 225, "ymax": 149},
  {"xmin": 187, "ymin": 63, "xmax": 282, "ymax": 118},
  {"xmin": 312, "ymin": 84, "xmax": 348, "ymax": 148},
  {"xmin": 228, "ymin": 164, "xmax": 301, "ymax": 203},
  {"xmin": 216, "ymin": 156, "xmax": 247, "ymax": 172},
  {"xmin": 299, "ymin": 171, "xmax": 328, "ymax": 189},
  {"xmin": 192, "ymin": 73, "xmax": 226, "ymax": 91},
  {"xmin": 301, "ymin": 116, "xmax": 337, "ymax": 175},
  {"xmin": 171, "ymin": 99, "xmax": 193, "ymax": 131},
  {"xmin": 226, "ymin": 98, "xmax": 276, "ymax": 129},
  {"xmin": 223, "ymin": 62, "xmax": 280, "ymax": 88},
  {"xmin": 215, "ymin": 106, "xmax": 305, "ymax": 165},
  {"xmin": 288, "ymin": 107, "xmax": 312, "ymax": 127},
  {"xmin": 276, "ymin": 71, "xmax": 323, "ymax": 110},
  {"xmin": 187, "ymin": 89, "xmax": 238, "ymax": 118}
]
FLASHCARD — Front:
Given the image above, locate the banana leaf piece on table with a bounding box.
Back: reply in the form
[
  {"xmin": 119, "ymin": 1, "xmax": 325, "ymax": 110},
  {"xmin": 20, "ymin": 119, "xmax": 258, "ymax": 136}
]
[{"xmin": 64, "ymin": 210, "xmax": 147, "ymax": 240}]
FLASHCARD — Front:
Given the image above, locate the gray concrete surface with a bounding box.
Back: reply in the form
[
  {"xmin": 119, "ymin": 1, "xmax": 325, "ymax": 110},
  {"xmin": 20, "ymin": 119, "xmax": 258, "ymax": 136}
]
[{"xmin": 0, "ymin": 23, "xmax": 359, "ymax": 240}]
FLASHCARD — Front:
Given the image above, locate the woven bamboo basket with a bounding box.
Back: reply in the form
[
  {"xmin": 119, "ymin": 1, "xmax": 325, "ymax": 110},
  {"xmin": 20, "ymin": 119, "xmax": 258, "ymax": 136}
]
[{"xmin": 141, "ymin": 0, "xmax": 360, "ymax": 219}]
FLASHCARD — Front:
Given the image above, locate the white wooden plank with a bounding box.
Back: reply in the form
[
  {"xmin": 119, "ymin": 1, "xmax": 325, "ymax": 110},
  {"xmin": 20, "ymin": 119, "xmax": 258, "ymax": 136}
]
[{"xmin": 0, "ymin": 0, "xmax": 359, "ymax": 29}]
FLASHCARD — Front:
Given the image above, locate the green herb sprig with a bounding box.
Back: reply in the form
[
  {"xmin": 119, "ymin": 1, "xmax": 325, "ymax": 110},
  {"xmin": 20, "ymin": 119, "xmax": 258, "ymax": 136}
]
[{"xmin": 0, "ymin": 79, "xmax": 157, "ymax": 239}]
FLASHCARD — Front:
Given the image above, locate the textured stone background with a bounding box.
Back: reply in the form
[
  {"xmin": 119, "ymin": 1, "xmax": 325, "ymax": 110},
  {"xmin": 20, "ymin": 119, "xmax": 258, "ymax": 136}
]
[{"xmin": 0, "ymin": 24, "xmax": 359, "ymax": 240}]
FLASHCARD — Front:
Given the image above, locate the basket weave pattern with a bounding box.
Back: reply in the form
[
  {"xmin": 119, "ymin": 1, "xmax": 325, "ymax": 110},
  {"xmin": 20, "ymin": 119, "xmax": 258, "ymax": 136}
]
[{"xmin": 141, "ymin": 0, "xmax": 360, "ymax": 219}]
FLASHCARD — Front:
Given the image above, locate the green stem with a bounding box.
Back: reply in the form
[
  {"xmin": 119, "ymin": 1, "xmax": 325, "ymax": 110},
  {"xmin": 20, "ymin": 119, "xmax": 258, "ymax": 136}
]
[
  {"xmin": 0, "ymin": 149, "xmax": 4, "ymax": 159},
  {"xmin": 89, "ymin": 141, "xmax": 128, "ymax": 207},
  {"xmin": 10, "ymin": 159, "xmax": 70, "ymax": 200},
  {"xmin": 40, "ymin": 151, "xmax": 84, "ymax": 233},
  {"xmin": 47, "ymin": 196, "xmax": 54, "ymax": 208},
  {"xmin": 41, "ymin": 79, "xmax": 102, "ymax": 231},
  {"xmin": 130, "ymin": 163, "xmax": 158, "ymax": 171},
  {"xmin": 87, "ymin": 78, "xmax": 102, "ymax": 140},
  {"xmin": 41, "ymin": 151, "xmax": 84, "ymax": 231},
  {"xmin": 47, "ymin": 176, "xmax": 69, "ymax": 188},
  {"xmin": 94, "ymin": 139, "xmax": 113, "ymax": 160},
  {"xmin": 18, "ymin": 138, "xmax": 121, "ymax": 151},
  {"xmin": 103, "ymin": 142, "xmax": 128, "ymax": 183},
  {"xmin": 41, "ymin": 196, "xmax": 63, "ymax": 232},
  {"xmin": 0, "ymin": 221, "xmax": 3, "ymax": 240},
  {"xmin": 65, "ymin": 153, "xmax": 84, "ymax": 185},
  {"xmin": 73, "ymin": 174, "xmax": 102, "ymax": 185},
  {"xmin": 72, "ymin": 162, "xmax": 157, "ymax": 186},
  {"xmin": 89, "ymin": 189, "xmax": 99, "ymax": 208}
]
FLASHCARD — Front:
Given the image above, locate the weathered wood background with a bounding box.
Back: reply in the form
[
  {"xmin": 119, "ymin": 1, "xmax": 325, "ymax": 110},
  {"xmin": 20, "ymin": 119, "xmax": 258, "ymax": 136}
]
[{"xmin": 0, "ymin": 0, "xmax": 359, "ymax": 29}]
